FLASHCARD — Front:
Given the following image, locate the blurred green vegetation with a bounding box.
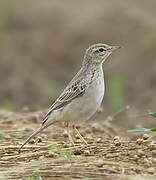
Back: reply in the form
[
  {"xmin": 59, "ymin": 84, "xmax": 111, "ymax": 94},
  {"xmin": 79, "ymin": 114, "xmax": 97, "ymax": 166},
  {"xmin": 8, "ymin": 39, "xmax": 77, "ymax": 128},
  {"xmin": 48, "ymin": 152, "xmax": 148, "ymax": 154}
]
[
  {"xmin": 0, "ymin": 100, "xmax": 13, "ymax": 111},
  {"xmin": 43, "ymin": 82, "xmax": 62, "ymax": 104},
  {"xmin": 108, "ymin": 75, "xmax": 125, "ymax": 112},
  {"xmin": 48, "ymin": 144, "xmax": 73, "ymax": 157},
  {"xmin": 28, "ymin": 170, "xmax": 42, "ymax": 180},
  {"xmin": 0, "ymin": 0, "xmax": 12, "ymax": 31},
  {"xmin": 0, "ymin": 133, "xmax": 5, "ymax": 140}
]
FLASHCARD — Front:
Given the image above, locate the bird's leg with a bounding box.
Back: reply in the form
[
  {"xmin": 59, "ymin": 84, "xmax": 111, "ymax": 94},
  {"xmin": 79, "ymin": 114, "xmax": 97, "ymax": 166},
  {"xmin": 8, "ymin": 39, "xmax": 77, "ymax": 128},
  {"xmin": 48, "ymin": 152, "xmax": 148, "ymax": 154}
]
[
  {"xmin": 67, "ymin": 129, "xmax": 75, "ymax": 146},
  {"xmin": 65, "ymin": 122, "xmax": 75, "ymax": 146},
  {"xmin": 73, "ymin": 126, "xmax": 88, "ymax": 145}
]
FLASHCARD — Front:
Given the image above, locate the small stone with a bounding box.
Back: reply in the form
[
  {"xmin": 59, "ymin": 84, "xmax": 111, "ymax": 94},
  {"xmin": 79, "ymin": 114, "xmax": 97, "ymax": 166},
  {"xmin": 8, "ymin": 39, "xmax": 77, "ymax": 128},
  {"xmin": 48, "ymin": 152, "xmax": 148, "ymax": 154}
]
[
  {"xmin": 113, "ymin": 136, "xmax": 120, "ymax": 141},
  {"xmin": 142, "ymin": 134, "xmax": 150, "ymax": 140},
  {"xmin": 133, "ymin": 154, "xmax": 139, "ymax": 161},
  {"xmin": 75, "ymin": 125, "xmax": 81, "ymax": 129},
  {"xmin": 62, "ymin": 132, "xmax": 68, "ymax": 138},
  {"xmin": 77, "ymin": 139, "xmax": 83, "ymax": 144},
  {"xmin": 38, "ymin": 156, "xmax": 44, "ymax": 160},
  {"xmin": 147, "ymin": 167, "xmax": 155, "ymax": 174},
  {"xmin": 29, "ymin": 139, "xmax": 35, "ymax": 144},
  {"xmin": 73, "ymin": 150, "xmax": 82, "ymax": 155},
  {"xmin": 114, "ymin": 140, "xmax": 121, "ymax": 146},
  {"xmin": 84, "ymin": 150, "xmax": 91, "ymax": 156},
  {"xmin": 143, "ymin": 158, "xmax": 149, "ymax": 164},
  {"xmin": 97, "ymin": 107, "xmax": 103, "ymax": 113},
  {"xmin": 152, "ymin": 150, "xmax": 156, "ymax": 156},
  {"xmin": 152, "ymin": 158, "xmax": 156, "ymax": 163},
  {"xmin": 149, "ymin": 141, "xmax": 156, "ymax": 150},
  {"xmin": 75, "ymin": 134, "xmax": 80, "ymax": 139},
  {"xmin": 96, "ymin": 159, "xmax": 104, "ymax": 167},
  {"xmin": 105, "ymin": 153, "xmax": 113, "ymax": 158},
  {"xmin": 36, "ymin": 136, "xmax": 43, "ymax": 143},
  {"xmin": 45, "ymin": 151, "xmax": 57, "ymax": 158},
  {"xmin": 96, "ymin": 138, "xmax": 103, "ymax": 143},
  {"xmin": 142, "ymin": 158, "xmax": 152, "ymax": 167},
  {"xmin": 136, "ymin": 138, "xmax": 143, "ymax": 145},
  {"xmin": 137, "ymin": 150, "xmax": 145, "ymax": 157}
]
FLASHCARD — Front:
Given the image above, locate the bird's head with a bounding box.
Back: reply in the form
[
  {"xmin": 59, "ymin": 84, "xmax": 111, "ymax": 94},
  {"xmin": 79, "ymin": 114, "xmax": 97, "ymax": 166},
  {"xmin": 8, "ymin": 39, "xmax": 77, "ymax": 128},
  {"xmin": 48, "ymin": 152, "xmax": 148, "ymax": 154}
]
[{"xmin": 84, "ymin": 43, "xmax": 120, "ymax": 66}]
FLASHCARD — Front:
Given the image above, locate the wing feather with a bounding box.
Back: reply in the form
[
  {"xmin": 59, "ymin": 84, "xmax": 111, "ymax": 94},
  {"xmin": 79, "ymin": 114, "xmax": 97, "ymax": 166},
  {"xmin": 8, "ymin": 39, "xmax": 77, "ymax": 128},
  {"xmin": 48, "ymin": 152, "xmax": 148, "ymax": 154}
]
[{"xmin": 42, "ymin": 69, "xmax": 93, "ymax": 125}]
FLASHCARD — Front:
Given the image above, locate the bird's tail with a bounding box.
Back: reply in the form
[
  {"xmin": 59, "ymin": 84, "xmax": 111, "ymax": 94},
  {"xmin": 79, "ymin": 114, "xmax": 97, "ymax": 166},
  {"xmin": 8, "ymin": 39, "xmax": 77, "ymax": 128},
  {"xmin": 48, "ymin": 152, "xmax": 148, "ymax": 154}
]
[{"xmin": 18, "ymin": 124, "xmax": 47, "ymax": 153}]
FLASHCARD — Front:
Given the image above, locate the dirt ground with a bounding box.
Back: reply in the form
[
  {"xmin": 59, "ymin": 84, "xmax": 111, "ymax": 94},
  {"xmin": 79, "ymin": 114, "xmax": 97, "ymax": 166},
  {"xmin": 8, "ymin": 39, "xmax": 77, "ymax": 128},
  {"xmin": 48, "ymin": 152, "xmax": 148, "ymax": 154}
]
[{"xmin": 0, "ymin": 110, "xmax": 156, "ymax": 180}]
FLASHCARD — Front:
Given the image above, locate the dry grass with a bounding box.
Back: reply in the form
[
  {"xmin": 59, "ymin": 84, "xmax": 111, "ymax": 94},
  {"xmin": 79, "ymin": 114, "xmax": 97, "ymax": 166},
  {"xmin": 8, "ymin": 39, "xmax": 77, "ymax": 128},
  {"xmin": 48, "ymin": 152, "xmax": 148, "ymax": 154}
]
[{"xmin": 0, "ymin": 110, "xmax": 156, "ymax": 179}]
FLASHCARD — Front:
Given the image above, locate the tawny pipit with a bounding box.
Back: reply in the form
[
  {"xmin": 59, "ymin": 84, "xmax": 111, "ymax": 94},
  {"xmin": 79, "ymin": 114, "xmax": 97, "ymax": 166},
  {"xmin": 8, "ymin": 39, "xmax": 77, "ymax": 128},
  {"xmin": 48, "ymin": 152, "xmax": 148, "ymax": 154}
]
[{"xmin": 19, "ymin": 43, "xmax": 120, "ymax": 151}]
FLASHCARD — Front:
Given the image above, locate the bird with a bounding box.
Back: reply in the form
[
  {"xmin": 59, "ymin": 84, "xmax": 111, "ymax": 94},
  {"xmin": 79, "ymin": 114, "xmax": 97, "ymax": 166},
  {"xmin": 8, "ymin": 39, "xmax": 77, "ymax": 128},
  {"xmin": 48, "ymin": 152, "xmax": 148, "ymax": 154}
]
[{"xmin": 19, "ymin": 43, "xmax": 120, "ymax": 152}]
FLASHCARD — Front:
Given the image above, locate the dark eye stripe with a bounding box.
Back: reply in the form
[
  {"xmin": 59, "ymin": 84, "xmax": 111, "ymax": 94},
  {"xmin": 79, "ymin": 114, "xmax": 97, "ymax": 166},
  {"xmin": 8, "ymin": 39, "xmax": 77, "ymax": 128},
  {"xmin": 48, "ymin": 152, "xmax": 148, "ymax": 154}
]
[
  {"xmin": 94, "ymin": 48, "xmax": 106, "ymax": 53},
  {"xmin": 99, "ymin": 48, "xmax": 104, "ymax": 52}
]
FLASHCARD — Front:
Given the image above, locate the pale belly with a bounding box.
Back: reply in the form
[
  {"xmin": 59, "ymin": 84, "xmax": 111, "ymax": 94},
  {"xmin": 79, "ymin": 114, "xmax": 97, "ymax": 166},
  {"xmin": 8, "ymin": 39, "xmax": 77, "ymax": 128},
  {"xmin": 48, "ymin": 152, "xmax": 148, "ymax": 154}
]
[{"xmin": 60, "ymin": 75, "xmax": 105, "ymax": 125}]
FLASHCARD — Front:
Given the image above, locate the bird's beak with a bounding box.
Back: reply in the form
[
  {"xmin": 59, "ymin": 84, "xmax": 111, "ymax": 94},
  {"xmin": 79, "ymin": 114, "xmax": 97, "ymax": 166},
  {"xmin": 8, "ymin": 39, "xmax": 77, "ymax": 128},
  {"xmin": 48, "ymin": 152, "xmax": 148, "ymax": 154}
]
[{"xmin": 109, "ymin": 46, "xmax": 121, "ymax": 51}]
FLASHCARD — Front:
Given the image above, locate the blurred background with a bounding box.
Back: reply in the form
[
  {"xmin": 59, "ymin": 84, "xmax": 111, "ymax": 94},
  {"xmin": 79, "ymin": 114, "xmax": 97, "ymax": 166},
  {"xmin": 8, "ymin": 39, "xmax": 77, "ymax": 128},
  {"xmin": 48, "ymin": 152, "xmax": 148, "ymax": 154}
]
[{"xmin": 0, "ymin": 0, "xmax": 156, "ymax": 129}]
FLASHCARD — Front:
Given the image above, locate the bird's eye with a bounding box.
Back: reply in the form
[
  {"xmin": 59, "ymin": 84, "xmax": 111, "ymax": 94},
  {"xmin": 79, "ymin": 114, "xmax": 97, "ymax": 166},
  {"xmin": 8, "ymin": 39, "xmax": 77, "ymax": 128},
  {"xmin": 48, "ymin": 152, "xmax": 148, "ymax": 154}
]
[{"xmin": 99, "ymin": 48, "xmax": 105, "ymax": 52}]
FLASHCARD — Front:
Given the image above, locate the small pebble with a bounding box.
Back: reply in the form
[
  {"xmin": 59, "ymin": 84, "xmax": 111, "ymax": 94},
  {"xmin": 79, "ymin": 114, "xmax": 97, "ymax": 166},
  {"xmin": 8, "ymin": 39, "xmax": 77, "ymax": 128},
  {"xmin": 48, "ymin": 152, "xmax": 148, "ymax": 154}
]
[
  {"xmin": 147, "ymin": 167, "xmax": 155, "ymax": 174},
  {"xmin": 133, "ymin": 154, "xmax": 139, "ymax": 161},
  {"xmin": 113, "ymin": 136, "xmax": 120, "ymax": 141},
  {"xmin": 75, "ymin": 134, "xmax": 80, "ymax": 139},
  {"xmin": 142, "ymin": 134, "xmax": 150, "ymax": 140},
  {"xmin": 36, "ymin": 136, "xmax": 43, "ymax": 143},
  {"xmin": 136, "ymin": 138, "xmax": 143, "ymax": 145},
  {"xmin": 137, "ymin": 150, "xmax": 145, "ymax": 157},
  {"xmin": 96, "ymin": 159, "xmax": 104, "ymax": 167},
  {"xmin": 62, "ymin": 132, "xmax": 68, "ymax": 138},
  {"xmin": 105, "ymin": 153, "xmax": 114, "ymax": 158},
  {"xmin": 149, "ymin": 141, "xmax": 156, "ymax": 150},
  {"xmin": 142, "ymin": 158, "xmax": 152, "ymax": 167},
  {"xmin": 75, "ymin": 125, "xmax": 81, "ymax": 129},
  {"xmin": 84, "ymin": 150, "xmax": 91, "ymax": 156},
  {"xmin": 97, "ymin": 107, "xmax": 103, "ymax": 113},
  {"xmin": 152, "ymin": 158, "xmax": 156, "ymax": 163},
  {"xmin": 29, "ymin": 139, "xmax": 35, "ymax": 144},
  {"xmin": 96, "ymin": 137, "xmax": 103, "ymax": 143},
  {"xmin": 39, "ymin": 156, "xmax": 44, "ymax": 160},
  {"xmin": 73, "ymin": 150, "xmax": 82, "ymax": 155},
  {"xmin": 114, "ymin": 140, "xmax": 121, "ymax": 146},
  {"xmin": 152, "ymin": 150, "xmax": 156, "ymax": 156},
  {"xmin": 45, "ymin": 151, "xmax": 57, "ymax": 158}
]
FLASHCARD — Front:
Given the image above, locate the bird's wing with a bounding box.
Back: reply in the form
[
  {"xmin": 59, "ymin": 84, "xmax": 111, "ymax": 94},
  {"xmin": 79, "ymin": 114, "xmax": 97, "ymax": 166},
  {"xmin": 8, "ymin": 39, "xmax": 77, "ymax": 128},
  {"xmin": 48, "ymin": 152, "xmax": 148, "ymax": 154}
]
[{"xmin": 42, "ymin": 70, "xmax": 93, "ymax": 125}]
